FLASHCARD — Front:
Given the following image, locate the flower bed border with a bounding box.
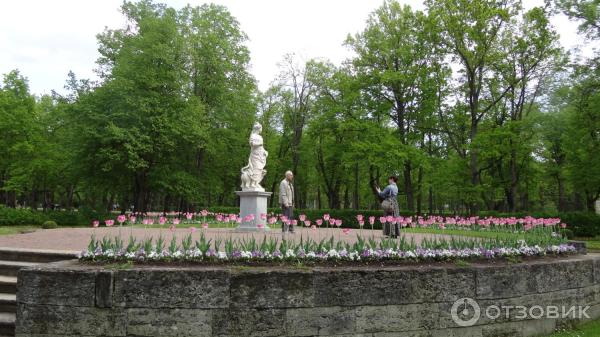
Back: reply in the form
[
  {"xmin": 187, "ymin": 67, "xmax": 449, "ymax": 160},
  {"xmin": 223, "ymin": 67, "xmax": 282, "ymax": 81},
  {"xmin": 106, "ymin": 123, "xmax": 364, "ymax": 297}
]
[{"xmin": 79, "ymin": 243, "xmax": 578, "ymax": 265}]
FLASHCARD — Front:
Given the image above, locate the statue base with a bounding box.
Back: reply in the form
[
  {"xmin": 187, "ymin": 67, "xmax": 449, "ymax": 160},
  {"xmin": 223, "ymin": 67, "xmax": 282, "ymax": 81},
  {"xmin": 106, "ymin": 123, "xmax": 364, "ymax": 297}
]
[{"xmin": 235, "ymin": 190, "xmax": 272, "ymax": 231}]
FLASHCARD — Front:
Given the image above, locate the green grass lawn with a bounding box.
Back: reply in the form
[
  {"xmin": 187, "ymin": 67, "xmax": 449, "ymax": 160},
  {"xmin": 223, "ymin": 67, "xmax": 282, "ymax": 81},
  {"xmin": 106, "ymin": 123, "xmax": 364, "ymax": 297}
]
[
  {"xmin": 547, "ymin": 319, "xmax": 600, "ymax": 336},
  {"xmin": 574, "ymin": 237, "xmax": 600, "ymax": 251},
  {"xmin": 0, "ymin": 226, "xmax": 39, "ymax": 235},
  {"xmin": 404, "ymin": 228, "xmax": 600, "ymax": 252},
  {"xmin": 402, "ymin": 227, "xmax": 526, "ymax": 240}
]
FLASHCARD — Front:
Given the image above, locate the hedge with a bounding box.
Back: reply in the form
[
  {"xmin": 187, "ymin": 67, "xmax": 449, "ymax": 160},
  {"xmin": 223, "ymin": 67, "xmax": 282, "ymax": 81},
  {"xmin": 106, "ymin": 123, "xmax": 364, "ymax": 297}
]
[{"xmin": 0, "ymin": 205, "xmax": 108, "ymax": 227}]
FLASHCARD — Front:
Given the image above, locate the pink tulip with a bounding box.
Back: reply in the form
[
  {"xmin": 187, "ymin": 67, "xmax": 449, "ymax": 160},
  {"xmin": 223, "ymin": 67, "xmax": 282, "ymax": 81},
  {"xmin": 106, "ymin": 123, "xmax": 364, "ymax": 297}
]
[
  {"xmin": 268, "ymin": 217, "xmax": 277, "ymax": 225},
  {"xmin": 335, "ymin": 219, "xmax": 342, "ymax": 227},
  {"xmin": 323, "ymin": 214, "xmax": 330, "ymax": 221},
  {"xmin": 316, "ymin": 219, "xmax": 323, "ymax": 226},
  {"xmin": 173, "ymin": 218, "xmax": 181, "ymax": 225},
  {"xmin": 342, "ymin": 228, "xmax": 351, "ymax": 235},
  {"xmin": 202, "ymin": 223, "xmax": 209, "ymax": 229},
  {"xmin": 359, "ymin": 220, "xmax": 365, "ymax": 227},
  {"xmin": 92, "ymin": 220, "xmax": 99, "ymax": 228},
  {"xmin": 304, "ymin": 220, "xmax": 311, "ymax": 227},
  {"xmin": 260, "ymin": 213, "xmax": 267, "ymax": 220},
  {"xmin": 560, "ymin": 223, "xmax": 567, "ymax": 228},
  {"xmin": 369, "ymin": 216, "xmax": 375, "ymax": 225},
  {"xmin": 299, "ymin": 214, "xmax": 306, "ymax": 222},
  {"xmin": 201, "ymin": 209, "xmax": 209, "ymax": 217},
  {"xmin": 356, "ymin": 214, "xmax": 364, "ymax": 222},
  {"xmin": 105, "ymin": 219, "xmax": 114, "ymax": 227},
  {"xmin": 257, "ymin": 223, "xmax": 265, "ymax": 229},
  {"xmin": 185, "ymin": 212, "xmax": 193, "ymax": 220},
  {"xmin": 329, "ymin": 218, "xmax": 336, "ymax": 226},
  {"xmin": 117, "ymin": 215, "xmax": 126, "ymax": 224},
  {"xmin": 129, "ymin": 216, "xmax": 136, "ymax": 224},
  {"xmin": 159, "ymin": 216, "xmax": 166, "ymax": 225},
  {"xmin": 379, "ymin": 216, "xmax": 387, "ymax": 224},
  {"xmin": 292, "ymin": 220, "xmax": 298, "ymax": 226}
]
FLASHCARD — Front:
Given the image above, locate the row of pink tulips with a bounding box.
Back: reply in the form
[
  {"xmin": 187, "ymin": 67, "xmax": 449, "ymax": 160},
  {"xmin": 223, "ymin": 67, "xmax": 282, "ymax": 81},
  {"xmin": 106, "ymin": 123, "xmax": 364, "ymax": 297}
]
[{"xmin": 92, "ymin": 211, "xmax": 567, "ymax": 232}]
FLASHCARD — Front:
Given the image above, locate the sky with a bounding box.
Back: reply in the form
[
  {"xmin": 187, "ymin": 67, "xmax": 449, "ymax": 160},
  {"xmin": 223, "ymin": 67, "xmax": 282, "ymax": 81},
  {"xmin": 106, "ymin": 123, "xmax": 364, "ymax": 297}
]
[{"xmin": 0, "ymin": 0, "xmax": 593, "ymax": 95}]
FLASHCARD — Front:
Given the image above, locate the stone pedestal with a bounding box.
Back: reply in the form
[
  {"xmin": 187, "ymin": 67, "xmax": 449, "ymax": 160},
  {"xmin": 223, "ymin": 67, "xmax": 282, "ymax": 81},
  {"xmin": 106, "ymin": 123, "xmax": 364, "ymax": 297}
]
[{"xmin": 236, "ymin": 190, "xmax": 272, "ymax": 231}]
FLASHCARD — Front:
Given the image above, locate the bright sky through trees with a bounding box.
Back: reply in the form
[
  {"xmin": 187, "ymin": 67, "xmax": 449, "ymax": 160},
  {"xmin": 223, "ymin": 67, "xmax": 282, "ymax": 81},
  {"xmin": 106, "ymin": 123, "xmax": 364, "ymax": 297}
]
[{"xmin": 0, "ymin": 0, "xmax": 591, "ymax": 95}]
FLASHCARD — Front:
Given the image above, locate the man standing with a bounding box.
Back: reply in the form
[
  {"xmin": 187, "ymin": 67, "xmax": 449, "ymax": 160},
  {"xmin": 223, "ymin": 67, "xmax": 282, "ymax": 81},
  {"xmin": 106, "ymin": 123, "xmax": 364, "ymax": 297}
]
[{"xmin": 279, "ymin": 170, "xmax": 295, "ymax": 233}]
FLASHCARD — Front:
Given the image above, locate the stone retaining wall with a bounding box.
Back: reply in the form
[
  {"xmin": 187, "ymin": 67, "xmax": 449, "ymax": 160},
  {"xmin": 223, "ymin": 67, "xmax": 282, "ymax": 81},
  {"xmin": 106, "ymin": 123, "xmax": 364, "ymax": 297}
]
[{"xmin": 16, "ymin": 256, "xmax": 600, "ymax": 337}]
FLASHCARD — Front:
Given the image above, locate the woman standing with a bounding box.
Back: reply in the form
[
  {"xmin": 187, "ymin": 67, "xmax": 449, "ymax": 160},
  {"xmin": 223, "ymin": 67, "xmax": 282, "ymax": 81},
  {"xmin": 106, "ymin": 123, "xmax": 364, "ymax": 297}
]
[{"xmin": 377, "ymin": 176, "xmax": 400, "ymax": 237}]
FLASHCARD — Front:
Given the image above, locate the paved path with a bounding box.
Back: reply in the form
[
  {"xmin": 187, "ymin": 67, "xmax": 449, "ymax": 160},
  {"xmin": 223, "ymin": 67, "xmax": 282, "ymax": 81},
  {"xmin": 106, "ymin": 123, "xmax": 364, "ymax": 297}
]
[{"xmin": 0, "ymin": 226, "xmax": 456, "ymax": 252}]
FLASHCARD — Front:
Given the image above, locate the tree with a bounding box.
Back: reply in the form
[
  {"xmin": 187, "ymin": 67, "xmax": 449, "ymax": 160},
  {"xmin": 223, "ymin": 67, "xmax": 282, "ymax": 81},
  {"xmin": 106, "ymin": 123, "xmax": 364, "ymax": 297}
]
[
  {"xmin": 77, "ymin": 1, "xmax": 208, "ymax": 212},
  {"xmin": 481, "ymin": 6, "xmax": 563, "ymax": 211},
  {"xmin": 0, "ymin": 70, "xmax": 37, "ymax": 207},
  {"xmin": 555, "ymin": 0, "xmax": 600, "ymax": 38},
  {"xmin": 564, "ymin": 63, "xmax": 600, "ymax": 211},
  {"xmin": 273, "ymin": 54, "xmax": 318, "ymax": 208},
  {"xmin": 179, "ymin": 3, "xmax": 257, "ymax": 206},
  {"xmin": 346, "ymin": 1, "xmax": 446, "ymax": 211}
]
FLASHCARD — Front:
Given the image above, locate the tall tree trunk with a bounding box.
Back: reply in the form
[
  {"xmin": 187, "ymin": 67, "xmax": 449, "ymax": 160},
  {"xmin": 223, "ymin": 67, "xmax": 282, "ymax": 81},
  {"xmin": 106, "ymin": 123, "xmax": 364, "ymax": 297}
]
[
  {"xmin": 269, "ymin": 181, "xmax": 277, "ymax": 208},
  {"xmin": 428, "ymin": 186, "xmax": 433, "ymax": 215},
  {"xmin": 416, "ymin": 166, "xmax": 424, "ymax": 215},
  {"xmin": 134, "ymin": 172, "xmax": 149, "ymax": 214},
  {"xmin": 557, "ymin": 176, "xmax": 567, "ymax": 212},
  {"xmin": 317, "ymin": 186, "xmax": 322, "ymax": 209},
  {"xmin": 353, "ymin": 163, "xmax": 359, "ymax": 210},
  {"xmin": 369, "ymin": 165, "xmax": 382, "ymax": 206},
  {"xmin": 469, "ymin": 121, "xmax": 480, "ymax": 214},
  {"xmin": 586, "ymin": 190, "xmax": 599, "ymax": 213},
  {"xmin": 507, "ymin": 146, "xmax": 518, "ymax": 212},
  {"xmin": 343, "ymin": 186, "xmax": 350, "ymax": 209},
  {"xmin": 66, "ymin": 185, "xmax": 74, "ymax": 210},
  {"xmin": 404, "ymin": 161, "xmax": 414, "ymax": 212}
]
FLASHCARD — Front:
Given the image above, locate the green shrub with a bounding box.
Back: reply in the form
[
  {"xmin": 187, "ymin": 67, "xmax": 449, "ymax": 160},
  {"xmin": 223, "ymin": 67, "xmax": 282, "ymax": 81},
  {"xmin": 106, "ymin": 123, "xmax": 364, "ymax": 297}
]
[
  {"xmin": 559, "ymin": 228, "xmax": 574, "ymax": 240},
  {"xmin": 41, "ymin": 220, "xmax": 58, "ymax": 229},
  {"xmin": 0, "ymin": 205, "xmax": 109, "ymax": 227},
  {"xmin": 558, "ymin": 212, "xmax": 600, "ymax": 238}
]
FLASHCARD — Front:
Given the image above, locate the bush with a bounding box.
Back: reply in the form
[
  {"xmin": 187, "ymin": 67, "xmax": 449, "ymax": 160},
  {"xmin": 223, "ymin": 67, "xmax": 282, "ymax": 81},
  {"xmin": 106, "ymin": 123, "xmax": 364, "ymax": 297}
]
[
  {"xmin": 558, "ymin": 212, "xmax": 600, "ymax": 238},
  {"xmin": 41, "ymin": 220, "xmax": 58, "ymax": 229},
  {"xmin": 560, "ymin": 228, "xmax": 575, "ymax": 240},
  {"xmin": 0, "ymin": 205, "xmax": 109, "ymax": 227}
]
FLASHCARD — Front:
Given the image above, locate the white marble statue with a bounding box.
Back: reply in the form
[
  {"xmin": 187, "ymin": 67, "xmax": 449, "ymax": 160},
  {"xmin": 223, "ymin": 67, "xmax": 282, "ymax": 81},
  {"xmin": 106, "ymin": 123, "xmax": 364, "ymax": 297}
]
[{"xmin": 241, "ymin": 122, "xmax": 268, "ymax": 191}]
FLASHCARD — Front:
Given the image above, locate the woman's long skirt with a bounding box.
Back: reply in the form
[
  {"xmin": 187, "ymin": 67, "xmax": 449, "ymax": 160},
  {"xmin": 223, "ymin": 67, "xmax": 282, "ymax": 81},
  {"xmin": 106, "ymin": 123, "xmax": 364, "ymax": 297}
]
[{"xmin": 382, "ymin": 198, "xmax": 400, "ymax": 237}]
